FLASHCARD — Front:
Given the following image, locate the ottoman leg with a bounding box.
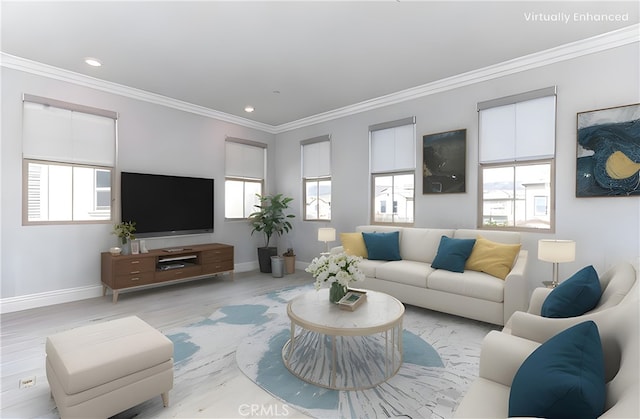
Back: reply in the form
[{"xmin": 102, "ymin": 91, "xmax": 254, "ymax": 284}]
[{"xmin": 161, "ymin": 391, "xmax": 169, "ymax": 407}]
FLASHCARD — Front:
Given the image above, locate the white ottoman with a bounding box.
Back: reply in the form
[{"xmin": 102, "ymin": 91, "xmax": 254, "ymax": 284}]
[{"xmin": 46, "ymin": 316, "xmax": 174, "ymax": 418}]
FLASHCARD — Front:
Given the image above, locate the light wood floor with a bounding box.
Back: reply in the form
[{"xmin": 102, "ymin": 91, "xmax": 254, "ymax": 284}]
[{"xmin": 0, "ymin": 270, "xmax": 314, "ymax": 418}]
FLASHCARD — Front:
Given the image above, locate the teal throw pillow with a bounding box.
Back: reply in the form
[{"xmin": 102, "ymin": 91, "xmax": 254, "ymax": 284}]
[
  {"xmin": 541, "ymin": 265, "xmax": 601, "ymax": 318},
  {"xmin": 509, "ymin": 321, "xmax": 606, "ymax": 419},
  {"xmin": 431, "ymin": 236, "xmax": 476, "ymax": 273},
  {"xmin": 362, "ymin": 231, "xmax": 401, "ymax": 261}
]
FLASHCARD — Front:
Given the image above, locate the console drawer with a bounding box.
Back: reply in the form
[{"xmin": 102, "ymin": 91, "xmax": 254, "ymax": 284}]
[
  {"xmin": 201, "ymin": 248, "xmax": 233, "ymax": 264},
  {"xmin": 114, "ymin": 272, "xmax": 156, "ymax": 288},
  {"xmin": 114, "ymin": 258, "xmax": 155, "ymax": 275},
  {"xmin": 202, "ymin": 260, "xmax": 234, "ymax": 274},
  {"xmin": 155, "ymin": 265, "xmax": 202, "ymax": 282}
]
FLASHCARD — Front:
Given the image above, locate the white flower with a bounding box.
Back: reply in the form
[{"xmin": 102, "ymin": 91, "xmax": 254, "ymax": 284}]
[{"xmin": 305, "ymin": 252, "xmax": 364, "ymax": 291}]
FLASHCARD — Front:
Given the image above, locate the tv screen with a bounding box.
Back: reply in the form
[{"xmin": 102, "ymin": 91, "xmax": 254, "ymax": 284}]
[{"xmin": 121, "ymin": 172, "xmax": 214, "ymax": 238}]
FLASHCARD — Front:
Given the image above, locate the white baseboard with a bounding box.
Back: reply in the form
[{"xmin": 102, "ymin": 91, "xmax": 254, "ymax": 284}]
[
  {"xmin": 0, "ymin": 263, "xmax": 260, "ymax": 314},
  {"xmin": 1, "ymin": 285, "xmax": 103, "ymax": 314}
]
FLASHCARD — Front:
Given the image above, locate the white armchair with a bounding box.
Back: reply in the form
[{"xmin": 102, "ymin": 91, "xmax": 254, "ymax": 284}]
[
  {"xmin": 503, "ymin": 261, "xmax": 637, "ymax": 337},
  {"xmin": 454, "ymin": 294, "xmax": 639, "ymax": 418}
]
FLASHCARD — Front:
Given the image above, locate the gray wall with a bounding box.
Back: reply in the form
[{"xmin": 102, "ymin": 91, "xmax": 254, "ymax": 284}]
[
  {"xmin": 1, "ymin": 42, "xmax": 639, "ymax": 311},
  {"xmin": 1, "ymin": 68, "xmax": 275, "ymax": 305},
  {"xmin": 276, "ymin": 43, "xmax": 640, "ymax": 288}
]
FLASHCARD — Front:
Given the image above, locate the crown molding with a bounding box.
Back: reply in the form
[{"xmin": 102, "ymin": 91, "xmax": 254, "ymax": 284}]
[
  {"xmin": 2, "ymin": 24, "xmax": 637, "ymax": 135},
  {"xmin": 275, "ymin": 24, "xmax": 639, "ymax": 133},
  {"xmin": 0, "ymin": 53, "xmax": 278, "ymax": 134}
]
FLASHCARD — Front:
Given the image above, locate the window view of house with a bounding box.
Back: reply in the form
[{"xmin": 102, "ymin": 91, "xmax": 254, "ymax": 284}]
[
  {"xmin": 370, "ymin": 117, "xmax": 416, "ymax": 225},
  {"xmin": 302, "ymin": 136, "xmax": 331, "ymax": 221},
  {"xmin": 478, "ymin": 88, "xmax": 556, "ymax": 231},
  {"xmin": 304, "ymin": 178, "xmax": 331, "ymax": 220},
  {"xmin": 224, "ymin": 139, "xmax": 266, "ymax": 219},
  {"xmin": 481, "ymin": 162, "xmax": 551, "ymax": 229},
  {"xmin": 372, "ymin": 173, "xmax": 414, "ymax": 224}
]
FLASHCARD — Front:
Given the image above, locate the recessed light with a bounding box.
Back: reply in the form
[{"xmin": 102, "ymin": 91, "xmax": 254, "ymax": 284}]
[
  {"xmin": 84, "ymin": 57, "xmax": 102, "ymax": 67},
  {"xmin": 244, "ymin": 106, "xmax": 255, "ymax": 113}
]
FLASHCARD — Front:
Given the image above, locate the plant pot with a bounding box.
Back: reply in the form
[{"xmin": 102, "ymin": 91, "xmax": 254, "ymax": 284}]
[
  {"xmin": 283, "ymin": 255, "xmax": 295, "ymax": 274},
  {"xmin": 257, "ymin": 247, "xmax": 278, "ymax": 273}
]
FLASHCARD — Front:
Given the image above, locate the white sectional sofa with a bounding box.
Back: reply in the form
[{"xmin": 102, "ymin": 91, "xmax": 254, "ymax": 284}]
[{"xmin": 332, "ymin": 225, "xmax": 528, "ymax": 326}]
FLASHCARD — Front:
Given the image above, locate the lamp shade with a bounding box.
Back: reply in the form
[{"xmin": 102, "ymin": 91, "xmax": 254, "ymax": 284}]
[
  {"xmin": 538, "ymin": 239, "xmax": 576, "ymax": 263},
  {"xmin": 318, "ymin": 227, "xmax": 336, "ymax": 242}
]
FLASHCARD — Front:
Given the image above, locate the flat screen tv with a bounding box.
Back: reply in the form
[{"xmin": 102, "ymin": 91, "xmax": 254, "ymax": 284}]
[{"xmin": 121, "ymin": 172, "xmax": 214, "ymax": 238}]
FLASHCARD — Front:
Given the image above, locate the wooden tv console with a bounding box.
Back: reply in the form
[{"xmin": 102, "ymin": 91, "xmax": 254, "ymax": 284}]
[{"xmin": 101, "ymin": 243, "xmax": 234, "ymax": 303}]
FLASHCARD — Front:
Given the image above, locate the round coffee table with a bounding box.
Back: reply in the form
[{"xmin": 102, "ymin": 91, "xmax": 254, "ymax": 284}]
[{"xmin": 282, "ymin": 288, "xmax": 404, "ymax": 390}]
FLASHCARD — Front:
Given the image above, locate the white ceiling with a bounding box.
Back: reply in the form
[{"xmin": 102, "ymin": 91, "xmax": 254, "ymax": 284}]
[{"xmin": 1, "ymin": 1, "xmax": 638, "ymax": 128}]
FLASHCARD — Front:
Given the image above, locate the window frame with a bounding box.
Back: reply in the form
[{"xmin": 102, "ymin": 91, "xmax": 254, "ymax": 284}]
[
  {"xmin": 21, "ymin": 95, "xmax": 117, "ymax": 226},
  {"xmin": 301, "ymin": 135, "xmax": 332, "ymax": 221},
  {"xmin": 224, "ymin": 138, "xmax": 267, "ymax": 220},
  {"xmin": 224, "ymin": 176, "xmax": 264, "ymax": 220},
  {"xmin": 23, "ymin": 158, "xmax": 114, "ymax": 225},
  {"xmin": 303, "ymin": 176, "xmax": 331, "ymax": 221},
  {"xmin": 477, "ymin": 87, "xmax": 556, "ymax": 232},
  {"xmin": 369, "ymin": 117, "xmax": 416, "ymax": 226},
  {"xmin": 477, "ymin": 159, "xmax": 555, "ymax": 233},
  {"xmin": 370, "ymin": 170, "xmax": 415, "ymax": 226}
]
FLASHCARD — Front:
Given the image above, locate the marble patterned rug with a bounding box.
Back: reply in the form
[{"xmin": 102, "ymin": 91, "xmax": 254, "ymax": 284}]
[{"xmin": 167, "ymin": 285, "xmax": 498, "ymax": 419}]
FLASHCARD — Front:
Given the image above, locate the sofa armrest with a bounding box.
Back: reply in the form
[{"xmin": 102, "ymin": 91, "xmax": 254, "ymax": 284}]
[
  {"xmin": 527, "ymin": 287, "xmax": 553, "ymax": 315},
  {"xmin": 503, "ymin": 249, "xmax": 529, "ymax": 325},
  {"xmin": 478, "ymin": 330, "xmax": 540, "ymax": 387},
  {"xmin": 509, "ymin": 310, "xmax": 604, "ymax": 344}
]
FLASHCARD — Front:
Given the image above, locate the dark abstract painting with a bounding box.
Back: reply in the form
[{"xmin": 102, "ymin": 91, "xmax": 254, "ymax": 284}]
[
  {"xmin": 423, "ymin": 129, "xmax": 466, "ymax": 194},
  {"xmin": 576, "ymin": 103, "xmax": 640, "ymax": 197}
]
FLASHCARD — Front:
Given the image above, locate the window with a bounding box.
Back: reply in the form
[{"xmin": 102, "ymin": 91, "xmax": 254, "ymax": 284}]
[
  {"xmin": 370, "ymin": 117, "xmax": 416, "ymax": 225},
  {"xmin": 478, "ymin": 87, "xmax": 556, "ymax": 231},
  {"xmin": 22, "ymin": 95, "xmax": 116, "ymax": 224},
  {"xmin": 225, "ymin": 138, "xmax": 266, "ymax": 219},
  {"xmin": 302, "ymin": 135, "xmax": 331, "ymax": 220}
]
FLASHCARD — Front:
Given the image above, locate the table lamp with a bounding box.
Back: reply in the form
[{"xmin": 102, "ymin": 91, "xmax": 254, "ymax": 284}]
[
  {"xmin": 538, "ymin": 239, "xmax": 576, "ymax": 288},
  {"xmin": 318, "ymin": 227, "xmax": 336, "ymax": 254}
]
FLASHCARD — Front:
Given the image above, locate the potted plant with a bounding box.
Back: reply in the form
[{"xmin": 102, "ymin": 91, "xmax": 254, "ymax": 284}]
[
  {"xmin": 112, "ymin": 221, "xmax": 136, "ymax": 255},
  {"xmin": 248, "ymin": 194, "xmax": 295, "ymax": 273},
  {"xmin": 283, "ymin": 248, "xmax": 296, "ymax": 274}
]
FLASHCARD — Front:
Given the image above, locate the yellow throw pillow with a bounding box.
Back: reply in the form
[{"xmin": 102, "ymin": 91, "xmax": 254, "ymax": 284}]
[
  {"xmin": 340, "ymin": 232, "xmax": 368, "ymax": 258},
  {"xmin": 465, "ymin": 237, "xmax": 521, "ymax": 280}
]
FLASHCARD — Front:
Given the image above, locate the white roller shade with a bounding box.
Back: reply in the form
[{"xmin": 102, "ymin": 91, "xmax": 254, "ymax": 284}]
[
  {"xmin": 225, "ymin": 140, "xmax": 265, "ymax": 179},
  {"xmin": 22, "ymin": 100, "xmax": 116, "ymax": 166},
  {"xmin": 479, "ymin": 89, "xmax": 556, "ymax": 163},
  {"xmin": 302, "ymin": 140, "xmax": 330, "ymax": 178},
  {"xmin": 371, "ymin": 123, "xmax": 415, "ymax": 172}
]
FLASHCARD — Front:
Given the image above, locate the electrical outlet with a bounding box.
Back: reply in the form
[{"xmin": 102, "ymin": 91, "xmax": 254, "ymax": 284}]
[{"xmin": 19, "ymin": 376, "xmax": 36, "ymax": 389}]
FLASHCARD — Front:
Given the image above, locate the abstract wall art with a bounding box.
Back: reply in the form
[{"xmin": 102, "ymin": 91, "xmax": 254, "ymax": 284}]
[
  {"xmin": 422, "ymin": 129, "xmax": 466, "ymax": 194},
  {"xmin": 576, "ymin": 103, "xmax": 640, "ymax": 197}
]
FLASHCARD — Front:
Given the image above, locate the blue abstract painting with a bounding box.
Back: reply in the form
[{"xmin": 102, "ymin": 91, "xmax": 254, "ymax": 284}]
[{"xmin": 577, "ymin": 103, "xmax": 640, "ymax": 197}]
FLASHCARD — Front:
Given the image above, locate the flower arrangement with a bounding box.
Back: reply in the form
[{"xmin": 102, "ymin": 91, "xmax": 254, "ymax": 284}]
[
  {"xmin": 113, "ymin": 221, "xmax": 136, "ymax": 245},
  {"xmin": 305, "ymin": 252, "xmax": 365, "ymax": 302}
]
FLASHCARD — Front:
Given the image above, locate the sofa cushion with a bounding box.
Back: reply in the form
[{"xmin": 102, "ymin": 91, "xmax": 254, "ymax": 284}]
[
  {"xmin": 375, "ymin": 260, "xmax": 433, "ymax": 288},
  {"xmin": 431, "ymin": 236, "xmax": 476, "ymax": 273},
  {"xmin": 428, "ymin": 269, "xmax": 504, "ymax": 303},
  {"xmin": 509, "ymin": 321, "xmax": 605, "ymax": 419},
  {"xmin": 465, "ymin": 237, "xmax": 521, "ymax": 280},
  {"xmin": 400, "ymin": 228, "xmax": 455, "ymax": 263},
  {"xmin": 541, "ymin": 265, "xmax": 601, "ymax": 318},
  {"xmin": 362, "ymin": 231, "xmax": 402, "ymax": 261},
  {"xmin": 340, "ymin": 232, "xmax": 368, "ymax": 258},
  {"xmin": 357, "ymin": 259, "xmax": 387, "ymax": 278}
]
